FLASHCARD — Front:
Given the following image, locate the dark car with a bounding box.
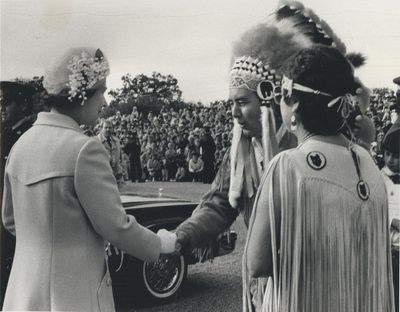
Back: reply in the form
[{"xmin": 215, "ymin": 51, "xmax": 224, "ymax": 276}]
[{"xmin": 107, "ymin": 193, "xmax": 237, "ymax": 304}]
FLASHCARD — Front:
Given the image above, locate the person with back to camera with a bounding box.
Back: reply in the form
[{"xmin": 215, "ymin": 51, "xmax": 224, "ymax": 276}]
[
  {"xmin": 1, "ymin": 47, "xmax": 176, "ymax": 311},
  {"xmin": 244, "ymin": 45, "xmax": 394, "ymax": 312}
]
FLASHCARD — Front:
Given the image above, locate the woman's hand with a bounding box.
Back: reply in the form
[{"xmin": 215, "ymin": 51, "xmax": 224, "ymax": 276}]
[{"xmin": 157, "ymin": 229, "xmax": 177, "ymax": 254}]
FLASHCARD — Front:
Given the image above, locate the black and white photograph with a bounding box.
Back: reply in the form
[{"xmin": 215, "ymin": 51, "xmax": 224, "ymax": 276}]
[{"xmin": 0, "ymin": 0, "xmax": 399, "ymax": 311}]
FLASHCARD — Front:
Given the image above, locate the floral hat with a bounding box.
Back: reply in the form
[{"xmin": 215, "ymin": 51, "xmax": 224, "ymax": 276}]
[{"xmin": 43, "ymin": 47, "xmax": 110, "ymax": 103}]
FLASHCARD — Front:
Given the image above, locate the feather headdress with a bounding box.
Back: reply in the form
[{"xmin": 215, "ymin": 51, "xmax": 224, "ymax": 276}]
[
  {"xmin": 275, "ymin": 0, "xmax": 366, "ymax": 68},
  {"xmin": 229, "ymin": 0, "xmax": 367, "ymax": 207}
]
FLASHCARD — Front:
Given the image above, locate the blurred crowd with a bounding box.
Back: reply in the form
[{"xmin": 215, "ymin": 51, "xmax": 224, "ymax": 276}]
[
  {"xmin": 84, "ymin": 101, "xmax": 234, "ymax": 185},
  {"xmin": 83, "ymin": 87, "xmax": 399, "ymax": 186},
  {"xmin": 366, "ymin": 88, "xmax": 399, "ymax": 168}
]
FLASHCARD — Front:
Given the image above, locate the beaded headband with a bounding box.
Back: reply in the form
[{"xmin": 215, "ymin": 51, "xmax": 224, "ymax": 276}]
[
  {"xmin": 230, "ymin": 56, "xmax": 282, "ymax": 91},
  {"xmin": 282, "ymin": 75, "xmax": 358, "ymax": 119}
]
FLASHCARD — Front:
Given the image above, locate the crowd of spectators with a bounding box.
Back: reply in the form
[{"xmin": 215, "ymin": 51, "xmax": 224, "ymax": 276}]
[
  {"xmin": 84, "ymin": 87, "xmax": 399, "ymax": 185},
  {"xmin": 366, "ymin": 88, "xmax": 399, "ymax": 168},
  {"xmin": 85, "ymin": 101, "xmax": 234, "ymax": 185}
]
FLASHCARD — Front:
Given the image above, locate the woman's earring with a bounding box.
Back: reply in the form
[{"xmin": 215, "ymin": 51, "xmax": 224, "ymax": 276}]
[{"xmin": 290, "ymin": 115, "xmax": 297, "ymax": 131}]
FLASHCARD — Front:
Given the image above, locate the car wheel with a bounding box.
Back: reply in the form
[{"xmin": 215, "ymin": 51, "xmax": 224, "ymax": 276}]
[{"xmin": 142, "ymin": 253, "xmax": 187, "ymax": 300}]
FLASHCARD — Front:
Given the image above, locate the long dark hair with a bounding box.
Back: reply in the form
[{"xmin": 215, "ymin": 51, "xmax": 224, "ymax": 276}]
[{"xmin": 282, "ymin": 45, "xmax": 360, "ymax": 135}]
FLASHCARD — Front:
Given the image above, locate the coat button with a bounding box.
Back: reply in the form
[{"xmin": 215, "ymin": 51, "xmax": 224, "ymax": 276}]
[{"xmin": 106, "ymin": 277, "xmax": 112, "ymax": 286}]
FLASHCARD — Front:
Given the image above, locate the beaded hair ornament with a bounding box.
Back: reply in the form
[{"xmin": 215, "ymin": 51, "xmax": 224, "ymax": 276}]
[{"xmin": 281, "ymin": 75, "xmax": 357, "ymax": 120}]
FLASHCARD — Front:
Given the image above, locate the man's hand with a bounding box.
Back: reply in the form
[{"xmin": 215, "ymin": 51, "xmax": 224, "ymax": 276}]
[
  {"xmin": 175, "ymin": 230, "xmax": 190, "ymax": 255},
  {"xmin": 175, "ymin": 241, "xmax": 183, "ymax": 254}
]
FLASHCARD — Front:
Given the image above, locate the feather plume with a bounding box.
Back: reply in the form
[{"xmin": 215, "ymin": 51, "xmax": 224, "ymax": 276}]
[
  {"xmin": 261, "ymin": 106, "xmax": 278, "ymax": 162},
  {"xmin": 275, "ymin": 1, "xmax": 370, "ymax": 70},
  {"xmin": 276, "ymin": 0, "xmax": 346, "ymax": 54},
  {"xmin": 231, "ymin": 20, "xmax": 313, "ymax": 71},
  {"xmin": 346, "ymin": 52, "xmax": 367, "ymax": 68}
]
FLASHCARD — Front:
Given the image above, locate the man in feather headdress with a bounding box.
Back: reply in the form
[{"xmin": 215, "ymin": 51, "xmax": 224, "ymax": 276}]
[{"xmin": 170, "ymin": 2, "xmax": 368, "ymax": 310}]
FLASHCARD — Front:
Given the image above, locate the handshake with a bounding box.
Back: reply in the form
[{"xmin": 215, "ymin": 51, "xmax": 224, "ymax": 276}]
[{"xmin": 156, "ymin": 229, "xmax": 183, "ymax": 254}]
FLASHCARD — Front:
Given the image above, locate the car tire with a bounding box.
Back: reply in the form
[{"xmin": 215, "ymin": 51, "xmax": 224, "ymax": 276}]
[{"xmin": 140, "ymin": 253, "xmax": 188, "ymax": 301}]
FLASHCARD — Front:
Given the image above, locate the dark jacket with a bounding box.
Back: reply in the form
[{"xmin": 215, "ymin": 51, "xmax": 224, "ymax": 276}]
[{"xmin": 176, "ymin": 148, "xmax": 256, "ymax": 251}]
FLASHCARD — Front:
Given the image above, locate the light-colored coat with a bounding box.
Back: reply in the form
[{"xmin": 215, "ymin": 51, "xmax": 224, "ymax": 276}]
[{"xmin": 2, "ymin": 112, "xmax": 161, "ymax": 311}]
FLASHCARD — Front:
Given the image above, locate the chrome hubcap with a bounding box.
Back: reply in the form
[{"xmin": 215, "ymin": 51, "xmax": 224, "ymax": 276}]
[{"xmin": 144, "ymin": 255, "xmax": 181, "ymax": 293}]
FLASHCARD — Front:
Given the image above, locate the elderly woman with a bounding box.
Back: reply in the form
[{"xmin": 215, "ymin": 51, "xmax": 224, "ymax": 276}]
[
  {"xmin": 244, "ymin": 45, "xmax": 394, "ymax": 311},
  {"xmin": 1, "ymin": 47, "xmax": 176, "ymax": 311}
]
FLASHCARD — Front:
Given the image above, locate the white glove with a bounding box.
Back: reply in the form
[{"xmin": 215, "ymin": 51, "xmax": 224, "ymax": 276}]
[{"xmin": 157, "ymin": 229, "xmax": 177, "ymax": 254}]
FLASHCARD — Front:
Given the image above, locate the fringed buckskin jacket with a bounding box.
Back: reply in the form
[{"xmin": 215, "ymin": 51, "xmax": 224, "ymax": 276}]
[{"xmin": 244, "ymin": 139, "xmax": 394, "ymax": 312}]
